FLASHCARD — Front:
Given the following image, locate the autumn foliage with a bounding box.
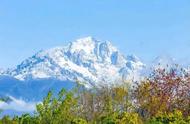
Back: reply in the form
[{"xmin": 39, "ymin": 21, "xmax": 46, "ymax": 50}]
[
  {"xmin": 0, "ymin": 66, "xmax": 190, "ymax": 124},
  {"xmin": 134, "ymin": 67, "xmax": 190, "ymax": 119}
]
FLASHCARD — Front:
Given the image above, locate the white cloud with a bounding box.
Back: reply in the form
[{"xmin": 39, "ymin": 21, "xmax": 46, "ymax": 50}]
[{"xmin": 0, "ymin": 96, "xmax": 39, "ymax": 112}]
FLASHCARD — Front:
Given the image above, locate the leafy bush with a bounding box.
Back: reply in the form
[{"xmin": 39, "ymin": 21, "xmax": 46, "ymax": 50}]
[
  {"xmin": 71, "ymin": 118, "xmax": 87, "ymax": 124},
  {"xmin": 147, "ymin": 110, "xmax": 190, "ymax": 124},
  {"xmin": 98, "ymin": 112, "xmax": 143, "ymax": 124},
  {"xmin": 117, "ymin": 112, "xmax": 143, "ymax": 124}
]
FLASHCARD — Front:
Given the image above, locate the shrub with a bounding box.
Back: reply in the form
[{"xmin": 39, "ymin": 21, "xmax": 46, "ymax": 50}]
[
  {"xmin": 117, "ymin": 112, "xmax": 143, "ymax": 124},
  {"xmin": 147, "ymin": 110, "xmax": 190, "ymax": 124},
  {"xmin": 71, "ymin": 118, "xmax": 88, "ymax": 124}
]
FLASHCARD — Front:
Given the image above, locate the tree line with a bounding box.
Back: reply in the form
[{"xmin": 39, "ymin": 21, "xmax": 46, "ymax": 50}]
[{"xmin": 0, "ymin": 66, "xmax": 190, "ymax": 124}]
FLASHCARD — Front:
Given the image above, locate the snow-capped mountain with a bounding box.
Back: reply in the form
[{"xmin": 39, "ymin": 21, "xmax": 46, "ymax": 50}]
[
  {"xmin": 152, "ymin": 55, "xmax": 177, "ymax": 69},
  {"xmin": 1, "ymin": 37, "xmax": 145, "ymax": 88}
]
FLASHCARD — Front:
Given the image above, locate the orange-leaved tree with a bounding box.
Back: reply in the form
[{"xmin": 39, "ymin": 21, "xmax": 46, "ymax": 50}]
[{"xmin": 134, "ymin": 67, "xmax": 190, "ymax": 119}]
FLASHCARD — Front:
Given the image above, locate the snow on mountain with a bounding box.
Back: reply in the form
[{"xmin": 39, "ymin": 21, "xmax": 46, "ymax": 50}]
[
  {"xmin": 1, "ymin": 37, "xmax": 145, "ymax": 88},
  {"xmin": 152, "ymin": 55, "xmax": 177, "ymax": 68}
]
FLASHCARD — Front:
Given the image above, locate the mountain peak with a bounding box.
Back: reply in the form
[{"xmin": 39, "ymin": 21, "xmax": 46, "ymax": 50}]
[
  {"xmin": 76, "ymin": 36, "xmax": 97, "ymax": 43},
  {"xmin": 152, "ymin": 55, "xmax": 176, "ymax": 69},
  {"xmin": 127, "ymin": 55, "xmax": 140, "ymax": 62}
]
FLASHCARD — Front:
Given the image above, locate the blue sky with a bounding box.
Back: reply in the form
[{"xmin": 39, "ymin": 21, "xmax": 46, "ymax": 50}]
[{"xmin": 0, "ymin": 0, "xmax": 190, "ymax": 68}]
